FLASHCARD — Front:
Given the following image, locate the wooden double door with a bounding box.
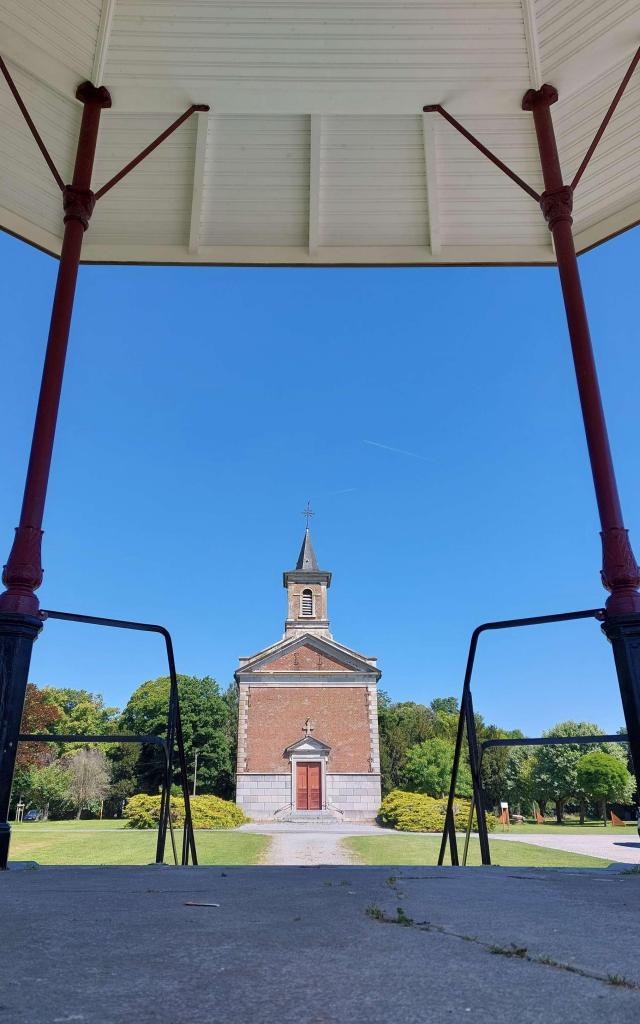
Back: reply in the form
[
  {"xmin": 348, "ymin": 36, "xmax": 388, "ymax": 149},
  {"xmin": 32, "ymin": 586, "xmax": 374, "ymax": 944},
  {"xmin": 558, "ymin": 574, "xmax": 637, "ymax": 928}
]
[{"xmin": 296, "ymin": 762, "xmax": 322, "ymax": 811}]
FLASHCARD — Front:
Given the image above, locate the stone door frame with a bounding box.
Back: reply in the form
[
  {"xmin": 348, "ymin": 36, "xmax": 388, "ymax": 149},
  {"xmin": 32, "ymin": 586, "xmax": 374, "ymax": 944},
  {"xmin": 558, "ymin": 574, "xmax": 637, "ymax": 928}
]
[{"xmin": 290, "ymin": 753, "xmax": 328, "ymax": 812}]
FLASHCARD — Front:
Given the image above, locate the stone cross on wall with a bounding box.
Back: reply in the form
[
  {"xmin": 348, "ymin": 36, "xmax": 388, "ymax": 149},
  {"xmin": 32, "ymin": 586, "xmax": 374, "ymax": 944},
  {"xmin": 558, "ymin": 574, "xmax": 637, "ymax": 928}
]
[{"xmin": 303, "ymin": 718, "xmax": 315, "ymax": 737}]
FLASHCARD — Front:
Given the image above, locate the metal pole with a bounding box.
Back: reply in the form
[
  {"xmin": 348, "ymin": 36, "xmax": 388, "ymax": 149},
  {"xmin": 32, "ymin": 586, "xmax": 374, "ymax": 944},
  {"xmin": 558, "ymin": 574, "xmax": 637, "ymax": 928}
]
[
  {"xmin": 0, "ymin": 81, "xmax": 111, "ymax": 869},
  {"xmin": 523, "ymin": 84, "xmax": 640, "ymax": 797},
  {"xmin": 193, "ymin": 751, "xmax": 198, "ymax": 797}
]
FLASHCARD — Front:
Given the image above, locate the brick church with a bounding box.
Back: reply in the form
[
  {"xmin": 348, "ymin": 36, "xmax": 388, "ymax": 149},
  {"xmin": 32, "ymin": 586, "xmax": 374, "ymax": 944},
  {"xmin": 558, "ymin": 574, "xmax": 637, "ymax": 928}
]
[{"xmin": 235, "ymin": 527, "xmax": 382, "ymax": 820}]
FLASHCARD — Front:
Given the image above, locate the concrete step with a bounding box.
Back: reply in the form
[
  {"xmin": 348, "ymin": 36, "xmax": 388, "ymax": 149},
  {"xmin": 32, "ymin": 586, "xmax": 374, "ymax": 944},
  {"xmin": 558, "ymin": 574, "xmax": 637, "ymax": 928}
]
[{"xmin": 276, "ymin": 810, "xmax": 343, "ymax": 823}]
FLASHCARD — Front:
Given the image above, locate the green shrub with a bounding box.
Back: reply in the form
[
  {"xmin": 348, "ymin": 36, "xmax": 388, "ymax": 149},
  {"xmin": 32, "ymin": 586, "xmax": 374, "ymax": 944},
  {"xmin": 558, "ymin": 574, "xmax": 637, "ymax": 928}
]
[
  {"xmin": 124, "ymin": 793, "xmax": 249, "ymax": 830},
  {"xmin": 378, "ymin": 789, "xmax": 497, "ymax": 833}
]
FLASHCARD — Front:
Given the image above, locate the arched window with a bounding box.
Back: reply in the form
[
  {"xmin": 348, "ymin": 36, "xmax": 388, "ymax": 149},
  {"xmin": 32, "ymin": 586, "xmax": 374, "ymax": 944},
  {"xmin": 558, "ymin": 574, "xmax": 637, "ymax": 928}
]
[{"xmin": 301, "ymin": 589, "xmax": 313, "ymax": 616}]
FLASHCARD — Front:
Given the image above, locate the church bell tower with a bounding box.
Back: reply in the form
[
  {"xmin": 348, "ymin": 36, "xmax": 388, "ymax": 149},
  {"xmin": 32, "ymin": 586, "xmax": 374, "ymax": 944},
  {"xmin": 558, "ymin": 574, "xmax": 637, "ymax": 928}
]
[{"xmin": 283, "ymin": 528, "xmax": 332, "ymax": 638}]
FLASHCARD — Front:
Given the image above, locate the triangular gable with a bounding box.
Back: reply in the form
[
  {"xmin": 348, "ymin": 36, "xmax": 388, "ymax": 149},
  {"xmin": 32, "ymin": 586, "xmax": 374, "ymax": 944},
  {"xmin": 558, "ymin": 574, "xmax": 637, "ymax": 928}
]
[
  {"xmin": 265, "ymin": 643, "xmax": 355, "ymax": 673},
  {"xmin": 284, "ymin": 735, "xmax": 331, "ymax": 756},
  {"xmin": 237, "ymin": 633, "xmax": 378, "ymax": 676}
]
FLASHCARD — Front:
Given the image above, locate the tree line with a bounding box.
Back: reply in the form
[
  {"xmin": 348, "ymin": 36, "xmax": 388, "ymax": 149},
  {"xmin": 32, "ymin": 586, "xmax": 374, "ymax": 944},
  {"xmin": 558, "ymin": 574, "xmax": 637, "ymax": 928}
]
[
  {"xmin": 378, "ymin": 692, "xmax": 635, "ymax": 822},
  {"xmin": 15, "ymin": 677, "xmax": 237, "ymax": 819}
]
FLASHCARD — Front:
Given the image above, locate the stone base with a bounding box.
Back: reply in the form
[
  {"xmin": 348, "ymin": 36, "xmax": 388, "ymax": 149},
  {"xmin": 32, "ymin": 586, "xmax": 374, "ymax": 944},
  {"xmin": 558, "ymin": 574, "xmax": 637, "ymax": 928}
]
[{"xmin": 236, "ymin": 772, "xmax": 381, "ymax": 821}]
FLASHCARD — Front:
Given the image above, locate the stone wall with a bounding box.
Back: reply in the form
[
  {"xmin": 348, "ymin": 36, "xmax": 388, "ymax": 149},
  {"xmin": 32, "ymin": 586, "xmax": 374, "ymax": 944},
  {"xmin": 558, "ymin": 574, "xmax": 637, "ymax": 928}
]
[
  {"xmin": 236, "ymin": 771, "xmax": 381, "ymax": 820},
  {"xmin": 326, "ymin": 774, "xmax": 381, "ymax": 820},
  {"xmin": 236, "ymin": 774, "xmax": 290, "ymax": 818}
]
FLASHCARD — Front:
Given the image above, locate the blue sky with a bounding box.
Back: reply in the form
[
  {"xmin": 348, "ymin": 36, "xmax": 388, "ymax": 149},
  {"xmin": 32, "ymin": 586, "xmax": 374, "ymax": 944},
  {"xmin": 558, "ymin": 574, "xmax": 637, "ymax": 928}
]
[{"xmin": 2, "ymin": 227, "xmax": 639, "ymax": 734}]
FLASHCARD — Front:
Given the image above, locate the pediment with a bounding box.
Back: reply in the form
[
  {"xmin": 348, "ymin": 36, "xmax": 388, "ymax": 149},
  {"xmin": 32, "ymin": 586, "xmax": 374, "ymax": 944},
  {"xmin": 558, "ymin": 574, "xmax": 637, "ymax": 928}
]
[
  {"xmin": 284, "ymin": 735, "xmax": 331, "ymax": 756},
  {"xmin": 237, "ymin": 633, "xmax": 378, "ymax": 676}
]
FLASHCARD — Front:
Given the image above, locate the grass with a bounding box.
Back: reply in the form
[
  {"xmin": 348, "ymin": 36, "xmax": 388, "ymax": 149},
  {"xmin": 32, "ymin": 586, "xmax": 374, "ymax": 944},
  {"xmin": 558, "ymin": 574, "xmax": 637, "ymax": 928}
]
[
  {"xmin": 10, "ymin": 820, "xmax": 269, "ymax": 866},
  {"xmin": 343, "ymin": 834, "xmax": 613, "ymax": 868},
  {"xmin": 499, "ymin": 819, "xmax": 637, "ymax": 835}
]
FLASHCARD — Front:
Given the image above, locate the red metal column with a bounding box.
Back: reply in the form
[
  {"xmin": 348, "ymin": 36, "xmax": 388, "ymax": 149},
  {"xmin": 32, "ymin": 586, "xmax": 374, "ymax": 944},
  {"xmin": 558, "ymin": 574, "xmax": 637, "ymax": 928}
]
[
  {"xmin": 523, "ymin": 85, "xmax": 640, "ymax": 617},
  {"xmin": 523, "ymin": 84, "xmax": 640, "ymax": 796},
  {"xmin": 0, "ymin": 81, "xmax": 110, "ymax": 868},
  {"xmin": 0, "ymin": 82, "xmax": 111, "ymax": 616}
]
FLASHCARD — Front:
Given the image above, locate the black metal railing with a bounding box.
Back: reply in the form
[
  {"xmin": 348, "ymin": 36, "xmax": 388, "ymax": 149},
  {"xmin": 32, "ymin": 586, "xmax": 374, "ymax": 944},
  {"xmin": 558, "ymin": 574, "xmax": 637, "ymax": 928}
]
[
  {"xmin": 17, "ymin": 608, "xmax": 197, "ymax": 866},
  {"xmin": 439, "ymin": 607, "xmax": 605, "ymax": 866}
]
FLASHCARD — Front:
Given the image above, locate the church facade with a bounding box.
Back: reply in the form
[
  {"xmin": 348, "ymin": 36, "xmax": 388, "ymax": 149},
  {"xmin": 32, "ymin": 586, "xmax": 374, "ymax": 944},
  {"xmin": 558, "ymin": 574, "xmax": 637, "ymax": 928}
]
[{"xmin": 235, "ymin": 529, "xmax": 382, "ymax": 820}]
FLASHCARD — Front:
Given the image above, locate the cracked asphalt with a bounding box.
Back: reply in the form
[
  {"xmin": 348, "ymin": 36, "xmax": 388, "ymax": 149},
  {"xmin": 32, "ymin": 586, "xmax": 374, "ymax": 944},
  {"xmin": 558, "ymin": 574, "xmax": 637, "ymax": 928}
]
[{"xmin": 1, "ymin": 863, "xmax": 639, "ymax": 1023}]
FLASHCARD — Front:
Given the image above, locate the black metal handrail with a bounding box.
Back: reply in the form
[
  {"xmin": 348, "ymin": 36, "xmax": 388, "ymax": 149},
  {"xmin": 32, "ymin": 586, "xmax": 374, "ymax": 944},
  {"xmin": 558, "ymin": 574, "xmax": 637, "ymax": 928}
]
[
  {"xmin": 460, "ymin": 732, "xmax": 629, "ymax": 865},
  {"xmin": 438, "ymin": 607, "xmax": 605, "ymax": 866},
  {"xmin": 23, "ymin": 608, "xmax": 198, "ymax": 866}
]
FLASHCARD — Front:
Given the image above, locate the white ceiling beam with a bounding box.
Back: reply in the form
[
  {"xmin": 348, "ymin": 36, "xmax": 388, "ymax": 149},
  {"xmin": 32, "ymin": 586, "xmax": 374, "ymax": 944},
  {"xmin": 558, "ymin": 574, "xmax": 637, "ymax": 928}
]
[
  {"xmin": 188, "ymin": 110, "xmax": 209, "ymax": 254},
  {"xmin": 308, "ymin": 114, "xmax": 321, "ymax": 255},
  {"xmin": 521, "ymin": 0, "xmax": 543, "ymax": 89},
  {"xmin": 78, "ymin": 242, "xmax": 557, "ymax": 266},
  {"xmin": 422, "ymin": 113, "xmax": 440, "ymax": 257},
  {"xmin": 92, "ymin": 0, "xmax": 117, "ymax": 86}
]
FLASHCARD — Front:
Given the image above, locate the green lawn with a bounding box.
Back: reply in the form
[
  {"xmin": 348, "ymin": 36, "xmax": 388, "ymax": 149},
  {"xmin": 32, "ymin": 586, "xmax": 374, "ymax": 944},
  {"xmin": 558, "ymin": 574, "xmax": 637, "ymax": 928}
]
[
  {"xmin": 498, "ymin": 820, "xmax": 637, "ymax": 836},
  {"xmin": 10, "ymin": 821, "xmax": 269, "ymax": 866},
  {"xmin": 344, "ymin": 835, "xmax": 613, "ymax": 868}
]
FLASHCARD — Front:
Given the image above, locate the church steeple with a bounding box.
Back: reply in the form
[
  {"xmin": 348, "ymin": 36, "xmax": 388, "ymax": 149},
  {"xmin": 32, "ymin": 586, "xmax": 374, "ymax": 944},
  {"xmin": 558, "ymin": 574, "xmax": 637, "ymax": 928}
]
[
  {"xmin": 295, "ymin": 528, "xmax": 319, "ymax": 571},
  {"xmin": 283, "ymin": 526, "xmax": 332, "ymax": 638}
]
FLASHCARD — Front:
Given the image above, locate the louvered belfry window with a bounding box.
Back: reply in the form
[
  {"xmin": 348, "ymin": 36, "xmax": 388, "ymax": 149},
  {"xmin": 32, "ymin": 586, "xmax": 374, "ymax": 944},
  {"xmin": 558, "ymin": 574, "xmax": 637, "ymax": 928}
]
[{"xmin": 301, "ymin": 589, "xmax": 313, "ymax": 616}]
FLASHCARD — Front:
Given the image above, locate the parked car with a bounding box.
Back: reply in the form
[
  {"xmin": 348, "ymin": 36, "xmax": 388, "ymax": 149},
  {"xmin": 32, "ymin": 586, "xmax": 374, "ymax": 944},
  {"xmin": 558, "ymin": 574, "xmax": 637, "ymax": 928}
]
[{"xmin": 23, "ymin": 810, "xmax": 41, "ymax": 822}]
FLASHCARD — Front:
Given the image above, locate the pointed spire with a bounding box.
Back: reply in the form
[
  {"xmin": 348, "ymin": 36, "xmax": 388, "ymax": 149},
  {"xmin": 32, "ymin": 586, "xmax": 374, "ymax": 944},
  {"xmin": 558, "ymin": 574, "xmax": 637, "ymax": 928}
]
[{"xmin": 296, "ymin": 528, "xmax": 319, "ymax": 571}]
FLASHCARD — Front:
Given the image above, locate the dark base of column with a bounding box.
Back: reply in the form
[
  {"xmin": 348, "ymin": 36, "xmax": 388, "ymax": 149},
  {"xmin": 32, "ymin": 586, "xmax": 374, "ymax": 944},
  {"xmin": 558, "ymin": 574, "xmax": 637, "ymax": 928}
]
[
  {"xmin": 0, "ymin": 612, "xmax": 42, "ymax": 869},
  {"xmin": 601, "ymin": 613, "xmax": 640, "ymax": 799}
]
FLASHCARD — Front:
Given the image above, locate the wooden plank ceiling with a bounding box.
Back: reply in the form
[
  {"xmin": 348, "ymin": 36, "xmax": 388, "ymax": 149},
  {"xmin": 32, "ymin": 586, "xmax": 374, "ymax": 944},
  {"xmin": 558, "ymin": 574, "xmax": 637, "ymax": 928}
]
[{"xmin": 1, "ymin": 0, "xmax": 640, "ymax": 265}]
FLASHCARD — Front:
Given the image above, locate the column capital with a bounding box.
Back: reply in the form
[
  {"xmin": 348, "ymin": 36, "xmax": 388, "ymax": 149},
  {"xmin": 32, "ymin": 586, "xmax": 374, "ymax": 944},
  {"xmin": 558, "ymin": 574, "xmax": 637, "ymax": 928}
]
[
  {"xmin": 540, "ymin": 185, "xmax": 574, "ymax": 229},
  {"xmin": 522, "ymin": 84, "xmax": 558, "ymax": 111},
  {"xmin": 75, "ymin": 82, "xmax": 112, "ymax": 108}
]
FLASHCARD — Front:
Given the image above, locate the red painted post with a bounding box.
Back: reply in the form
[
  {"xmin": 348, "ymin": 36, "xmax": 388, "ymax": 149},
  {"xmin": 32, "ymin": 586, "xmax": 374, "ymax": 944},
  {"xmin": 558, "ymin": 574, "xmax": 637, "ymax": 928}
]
[
  {"xmin": 0, "ymin": 81, "xmax": 111, "ymax": 868},
  {"xmin": 523, "ymin": 85, "xmax": 640, "ymax": 616},
  {"xmin": 0, "ymin": 82, "xmax": 111, "ymax": 616},
  {"xmin": 523, "ymin": 84, "xmax": 640, "ymax": 796}
]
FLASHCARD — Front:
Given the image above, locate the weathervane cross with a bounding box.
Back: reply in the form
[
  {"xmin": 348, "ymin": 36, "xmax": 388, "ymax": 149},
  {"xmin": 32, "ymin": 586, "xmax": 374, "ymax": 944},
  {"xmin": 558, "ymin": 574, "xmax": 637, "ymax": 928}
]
[{"xmin": 302, "ymin": 501, "xmax": 314, "ymax": 527}]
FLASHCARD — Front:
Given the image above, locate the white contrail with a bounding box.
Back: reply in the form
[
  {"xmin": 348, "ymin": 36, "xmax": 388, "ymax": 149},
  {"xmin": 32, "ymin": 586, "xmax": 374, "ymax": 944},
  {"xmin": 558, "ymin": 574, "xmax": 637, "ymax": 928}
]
[{"xmin": 363, "ymin": 439, "xmax": 430, "ymax": 462}]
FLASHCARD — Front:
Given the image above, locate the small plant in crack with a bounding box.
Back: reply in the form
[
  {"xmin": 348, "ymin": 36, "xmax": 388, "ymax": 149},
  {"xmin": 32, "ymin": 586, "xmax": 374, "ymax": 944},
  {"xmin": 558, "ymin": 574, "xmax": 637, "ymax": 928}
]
[
  {"xmin": 534, "ymin": 954, "xmax": 557, "ymax": 966},
  {"xmin": 489, "ymin": 944, "xmax": 528, "ymax": 959},
  {"xmin": 366, "ymin": 904, "xmax": 385, "ymax": 921},
  {"xmin": 621, "ymin": 865, "xmax": 640, "ymax": 875},
  {"xmin": 607, "ymin": 973, "xmax": 637, "ymax": 988},
  {"xmin": 365, "ymin": 904, "xmax": 414, "ymax": 926}
]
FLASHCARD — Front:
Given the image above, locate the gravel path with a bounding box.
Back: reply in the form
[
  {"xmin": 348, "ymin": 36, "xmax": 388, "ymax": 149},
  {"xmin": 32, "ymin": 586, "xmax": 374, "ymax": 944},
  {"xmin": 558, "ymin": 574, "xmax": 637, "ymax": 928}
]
[
  {"xmin": 259, "ymin": 831, "xmax": 355, "ymax": 865},
  {"xmin": 240, "ymin": 822, "xmax": 380, "ymax": 865},
  {"xmin": 493, "ymin": 832, "xmax": 640, "ymax": 864}
]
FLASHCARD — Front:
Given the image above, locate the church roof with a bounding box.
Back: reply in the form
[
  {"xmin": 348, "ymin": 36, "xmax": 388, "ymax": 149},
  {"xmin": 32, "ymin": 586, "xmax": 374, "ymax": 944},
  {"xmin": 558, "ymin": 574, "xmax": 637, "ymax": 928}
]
[
  {"xmin": 295, "ymin": 528, "xmax": 319, "ymax": 571},
  {"xmin": 235, "ymin": 631, "xmax": 380, "ymax": 680}
]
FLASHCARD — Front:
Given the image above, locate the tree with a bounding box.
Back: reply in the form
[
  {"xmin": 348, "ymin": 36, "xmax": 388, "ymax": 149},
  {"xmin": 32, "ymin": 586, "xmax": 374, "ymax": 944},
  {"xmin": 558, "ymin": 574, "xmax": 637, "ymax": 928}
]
[
  {"xmin": 531, "ymin": 721, "xmax": 612, "ymax": 822},
  {"xmin": 43, "ymin": 687, "xmax": 119, "ymax": 754},
  {"xmin": 478, "ymin": 727, "xmax": 526, "ymax": 808},
  {"xmin": 23, "ymin": 761, "xmax": 70, "ymax": 820},
  {"xmin": 120, "ymin": 675, "xmax": 235, "ymax": 798},
  {"xmin": 403, "ymin": 738, "xmax": 472, "ymax": 798},
  {"xmin": 378, "ymin": 698, "xmax": 438, "ymax": 794},
  {"xmin": 104, "ymin": 742, "xmax": 139, "ymax": 816},
  {"xmin": 65, "ymin": 748, "xmax": 111, "ymax": 818},
  {"xmin": 576, "ymin": 752, "xmax": 634, "ymax": 823},
  {"xmin": 429, "ymin": 697, "xmax": 459, "ymax": 717},
  {"xmin": 17, "ymin": 683, "xmax": 61, "ymax": 770}
]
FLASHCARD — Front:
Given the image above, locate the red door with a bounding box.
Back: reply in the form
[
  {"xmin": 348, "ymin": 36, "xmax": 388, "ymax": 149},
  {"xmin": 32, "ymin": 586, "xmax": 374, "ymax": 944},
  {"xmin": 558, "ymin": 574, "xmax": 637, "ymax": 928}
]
[{"xmin": 296, "ymin": 762, "xmax": 321, "ymax": 810}]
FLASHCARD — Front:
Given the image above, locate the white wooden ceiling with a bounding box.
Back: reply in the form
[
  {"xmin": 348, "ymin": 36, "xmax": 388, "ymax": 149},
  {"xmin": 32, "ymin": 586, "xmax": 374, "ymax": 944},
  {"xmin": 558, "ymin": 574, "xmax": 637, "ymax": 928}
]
[{"xmin": 1, "ymin": 1, "xmax": 640, "ymax": 265}]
